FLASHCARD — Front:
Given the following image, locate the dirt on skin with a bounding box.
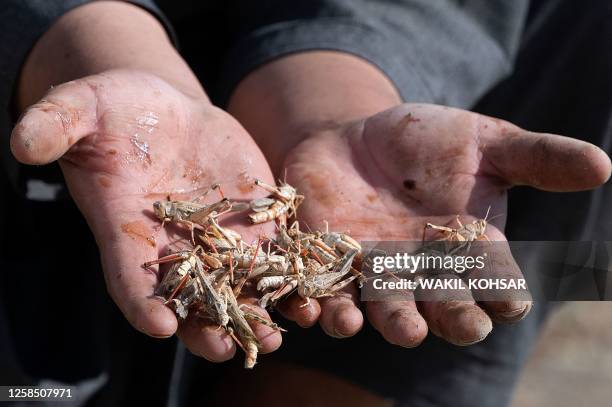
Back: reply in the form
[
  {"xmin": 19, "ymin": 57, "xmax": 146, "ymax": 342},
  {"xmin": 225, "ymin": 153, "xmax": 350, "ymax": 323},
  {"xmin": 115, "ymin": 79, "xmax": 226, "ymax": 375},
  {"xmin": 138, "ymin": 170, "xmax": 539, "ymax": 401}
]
[
  {"xmin": 121, "ymin": 220, "xmax": 156, "ymax": 247},
  {"xmin": 237, "ymin": 171, "xmax": 256, "ymax": 194}
]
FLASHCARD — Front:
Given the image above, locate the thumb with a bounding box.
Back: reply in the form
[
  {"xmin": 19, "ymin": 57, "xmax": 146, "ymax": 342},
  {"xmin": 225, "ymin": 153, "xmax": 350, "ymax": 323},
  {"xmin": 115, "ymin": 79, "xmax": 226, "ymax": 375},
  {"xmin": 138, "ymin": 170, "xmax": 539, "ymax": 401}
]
[
  {"xmin": 11, "ymin": 79, "xmax": 98, "ymax": 165},
  {"xmin": 482, "ymin": 126, "xmax": 611, "ymax": 192}
]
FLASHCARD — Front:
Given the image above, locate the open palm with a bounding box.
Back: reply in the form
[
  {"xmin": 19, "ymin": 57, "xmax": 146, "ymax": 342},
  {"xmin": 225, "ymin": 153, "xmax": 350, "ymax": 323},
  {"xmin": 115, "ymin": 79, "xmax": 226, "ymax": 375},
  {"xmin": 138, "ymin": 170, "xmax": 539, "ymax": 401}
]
[
  {"xmin": 11, "ymin": 69, "xmax": 281, "ymax": 361},
  {"xmin": 281, "ymin": 103, "xmax": 611, "ymax": 346}
]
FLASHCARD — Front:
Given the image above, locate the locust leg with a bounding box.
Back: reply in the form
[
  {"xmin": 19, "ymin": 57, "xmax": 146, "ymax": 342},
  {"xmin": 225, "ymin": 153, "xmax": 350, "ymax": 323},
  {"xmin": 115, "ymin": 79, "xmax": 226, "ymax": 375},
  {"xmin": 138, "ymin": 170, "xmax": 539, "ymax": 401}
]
[
  {"xmin": 165, "ymin": 273, "xmax": 191, "ymax": 304},
  {"xmin": 287, "ymin": 195, "xmax": 304, "ymax": 218},
  {"xmin": 259, "ymin": 292, "xmax": 275, "ymax": 309},
  {"xmin": 259, "ymin": 278, "xmax": 298, "ymax": 307},
  {"xmin": 303, "ymin": 275, "xmax": 359, "ymax": 306},
  {"xmin": 423, "ymin": 222, "xmax": 456, "ymax": 243},
  {"xmin": 327, "ymin": 274, "xmax": 358, "ymax": 294},
  {"xmin": 208, "ymin": 217, "xmax": 238, "ymax": 248},
  {"xmin": 176, "ymin": 219, "xmax": 205, "ymax": 245},
  {"xmin": 143, "ymin": 251, "xmax": 190, "ymax": 269},
  {"xmin": 143, "ymin": 246, "xmax": 202, "ymax": 269},
  {"xmin": 421, "ymin": 224, "xmax": 427, "ymax": 245},
  {"xmin": 455, "ymin": 215, "xmax": 464, "ymax": 228},
  {"xmin": 226, "ymin": 327, "xmax": 248, "ymax": 353},
  {"xmin": 190, "ymin": 183, "xmax": 221, "ymax": 203},
  {"xmin": 299, "ymin": 296, "xmax": 311, "ymax": 308},
  {"xmin": 228, "ymin": 253, "xmax": 234, "ymax": 284},
  {"xmin": 240, "ymin": 305, "xmax": 287, "ymax": 332},
  {"xmin": 254, "ymin": 179, "xmax": 280, "ymax": 195},
  {"xmin": 425, "ymin": 223, "xmax": 456, "ymax": 234},
  {"xmin": 233, "ymin": 237, "xmax": 263, "ymax": 297}
]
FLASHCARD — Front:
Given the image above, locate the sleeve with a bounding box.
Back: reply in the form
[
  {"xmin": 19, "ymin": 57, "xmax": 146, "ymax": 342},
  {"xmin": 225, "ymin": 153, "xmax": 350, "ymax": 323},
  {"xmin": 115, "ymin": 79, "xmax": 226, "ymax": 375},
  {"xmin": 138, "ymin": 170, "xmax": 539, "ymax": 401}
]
[
  {"xmin": 218, "ymin": 0, "xmax": 531, "ymax": 109},
  {"xmin": 0, "ymin": 0, "xmax": 175, "ymax": 190}
]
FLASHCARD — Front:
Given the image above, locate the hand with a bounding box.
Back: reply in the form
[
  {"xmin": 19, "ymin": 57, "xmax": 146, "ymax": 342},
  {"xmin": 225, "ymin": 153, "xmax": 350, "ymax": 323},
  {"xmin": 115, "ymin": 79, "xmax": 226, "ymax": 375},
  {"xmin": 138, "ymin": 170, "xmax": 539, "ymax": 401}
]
[
  {"xmin": 278, "ymin": 103, "xmax": 611, "ymax": 346},
  {"xmin": 227, "ymin": 51, "xmax": 611, "ymax": 346},
  {"xmin": 11, "ymin": 69, "xmax": 282, "ymax": 361}
]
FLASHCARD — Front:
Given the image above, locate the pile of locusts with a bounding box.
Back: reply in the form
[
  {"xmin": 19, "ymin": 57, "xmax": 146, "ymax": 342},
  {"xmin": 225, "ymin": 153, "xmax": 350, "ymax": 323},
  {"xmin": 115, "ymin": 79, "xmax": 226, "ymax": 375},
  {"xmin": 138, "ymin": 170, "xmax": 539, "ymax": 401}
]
[{"xmin": 143, "ymin": 179, "xmax": 365, "ymax": 368}]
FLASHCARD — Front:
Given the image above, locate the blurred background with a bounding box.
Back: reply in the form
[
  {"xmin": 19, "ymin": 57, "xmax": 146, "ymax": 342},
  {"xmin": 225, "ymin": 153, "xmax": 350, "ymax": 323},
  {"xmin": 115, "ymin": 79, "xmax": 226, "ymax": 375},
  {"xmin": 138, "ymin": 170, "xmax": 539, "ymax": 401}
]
[
  {"xmin": 511, "ymin": 302, "xmax": 612, "ymax": 407},
  {"xmin": 202, "ymin": 302, "xmax": 612, "ymax": 407}
]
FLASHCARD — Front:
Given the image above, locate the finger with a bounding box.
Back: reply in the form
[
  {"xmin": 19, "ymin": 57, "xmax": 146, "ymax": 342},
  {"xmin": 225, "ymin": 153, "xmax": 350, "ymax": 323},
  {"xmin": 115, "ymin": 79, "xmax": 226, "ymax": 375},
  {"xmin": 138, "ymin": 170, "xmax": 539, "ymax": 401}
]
[
  {"xmin": 177, "ymin": 317, "xmax": 236, "ymax": 362},
  {"xmin": 464, "ymin": 230, "xmax": 532, "ymax": 323},
  {"xmin": 277, "ymin": 294, "xmax": 321, "ymax": 328},
  {"xmin": 481, "ymin": 119, "xmax": 611, "ymax": 191},
  {"xmin": 318, "ymin": 283, "xmax": 364, "ymax": 338},
  {"xmin": 237, "ymin": 298, "xmax": 283, "ymax": 354},
  {"xmin": 10, "ymin": 79, "xmax": 98, "ymax": 164},
  {"xmin": 366, "ymin": 298, "xmax": 428, "ymax": 348},
  {"xmin": 416, "ymin": 274, "xmax": 492, "ymax": 346}
]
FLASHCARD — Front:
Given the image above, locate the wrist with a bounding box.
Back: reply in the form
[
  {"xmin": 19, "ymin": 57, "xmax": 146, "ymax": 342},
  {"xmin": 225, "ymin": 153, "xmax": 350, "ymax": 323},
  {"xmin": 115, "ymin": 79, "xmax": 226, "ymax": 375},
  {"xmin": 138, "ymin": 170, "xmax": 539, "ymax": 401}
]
[
  {"xmin": 228, "ymin": 51, "xmax": 401, "ymax": 172},
  {"xmin": 17, "ymin": 1, "xmax": 207, "ymax": 110}
]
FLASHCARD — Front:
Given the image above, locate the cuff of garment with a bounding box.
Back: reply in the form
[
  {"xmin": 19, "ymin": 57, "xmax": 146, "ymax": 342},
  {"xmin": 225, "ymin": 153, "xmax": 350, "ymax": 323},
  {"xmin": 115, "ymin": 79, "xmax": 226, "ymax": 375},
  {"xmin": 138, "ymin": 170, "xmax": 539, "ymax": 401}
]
[
  {"xmin": 217, "ymin": 19, "xmax": 435, "ymax": 106},
  {"xmin": 0, "ymin": 0, "xmax": 175, "ymax": 190}
]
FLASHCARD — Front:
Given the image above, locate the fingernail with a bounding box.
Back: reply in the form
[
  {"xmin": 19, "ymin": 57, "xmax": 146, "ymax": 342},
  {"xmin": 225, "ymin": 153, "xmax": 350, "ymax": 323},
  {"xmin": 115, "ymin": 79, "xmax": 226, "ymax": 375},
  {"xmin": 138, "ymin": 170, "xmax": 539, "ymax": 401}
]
[
  {"xmin": 149, "ymin": 333, "xmax": 174, "ymax": 339},
  {"xmin": 331, "ymin": 305, "xmax": 363, "ymax": 338},
  {"xmin": 332, "ymin": 330, "xmax": 350, "ymax": 338},
  {"xmin": 386, "ymin": 311, "xmax": 427, "ymax": 348},
  {"xmin": 498, "ymin": 301, "xmax": 531, "ymax": 321},
  {"xmin": 449, "ymin": 312, "xmax": 492, "ymax": 346}
]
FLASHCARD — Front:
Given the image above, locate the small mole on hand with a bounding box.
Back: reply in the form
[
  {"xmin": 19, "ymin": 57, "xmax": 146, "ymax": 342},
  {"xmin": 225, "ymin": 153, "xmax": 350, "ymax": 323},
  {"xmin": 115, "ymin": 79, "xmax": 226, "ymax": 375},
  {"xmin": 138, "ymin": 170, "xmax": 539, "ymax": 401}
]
[{"xmin": 403, "ymin": 179, "xmax": 416, "ymax": 190}]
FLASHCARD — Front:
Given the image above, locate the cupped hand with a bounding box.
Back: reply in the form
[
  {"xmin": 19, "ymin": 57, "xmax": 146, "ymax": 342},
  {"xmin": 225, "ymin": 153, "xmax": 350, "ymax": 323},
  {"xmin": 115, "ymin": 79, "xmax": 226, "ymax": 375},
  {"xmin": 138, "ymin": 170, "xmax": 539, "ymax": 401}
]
[
  {"xmin": 279, "ymin": 103, "xmax": 611, "ymax": 346},
  {"xmin": 11, "ymin": 69, "xmax": 281, "ymax": 361}
]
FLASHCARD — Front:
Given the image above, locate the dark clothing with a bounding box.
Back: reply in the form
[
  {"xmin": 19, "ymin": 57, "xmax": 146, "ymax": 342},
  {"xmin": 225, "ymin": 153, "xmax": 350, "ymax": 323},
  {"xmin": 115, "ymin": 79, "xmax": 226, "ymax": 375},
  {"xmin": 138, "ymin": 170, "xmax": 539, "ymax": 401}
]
[
  {"xmin": 0, "ymin": 0, "xmax": 530, "ymax": 196},
  {"xmin": 1, "ymin": 0, "xmax": 611, "ymax": 406},
  {"xmin": 0, "ymin": 1, "xmax": 530, "ymax": 114}
]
